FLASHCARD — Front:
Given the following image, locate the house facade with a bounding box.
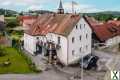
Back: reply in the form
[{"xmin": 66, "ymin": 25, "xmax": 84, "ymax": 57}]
[{"xmin": 23, "ymin": 1, "xmax": 92, "ymax": 65}]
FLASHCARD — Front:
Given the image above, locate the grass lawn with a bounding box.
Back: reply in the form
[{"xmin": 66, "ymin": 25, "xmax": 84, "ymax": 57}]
[
  {"xmin": 0, "ymin": 46, "xmax": 35, "ymax": 74},
  {"xmin": 5, "ymin": 17, "xmax": 17, "ymax": 21}
]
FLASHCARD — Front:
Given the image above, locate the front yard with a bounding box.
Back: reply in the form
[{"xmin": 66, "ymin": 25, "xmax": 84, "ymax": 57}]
[{"xmin": 0, "ymin": 46, "xmax": 36, "ymax": 74}]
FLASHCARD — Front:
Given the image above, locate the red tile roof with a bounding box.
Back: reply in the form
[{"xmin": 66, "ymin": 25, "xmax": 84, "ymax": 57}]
[
  {"xmin": 19, "ymin": 16, "xmax": 37, "ymax": 21},
  {"xmin": 26, "ymin": 14, "xmax": 80, "ymax": 36},
  {"xmin": 84, "ymin": 16, "xmax": 120, "ymax": 41},
  {"xmin": 108, "ymin": 20, "xmax": 120, "ymax": 26}
]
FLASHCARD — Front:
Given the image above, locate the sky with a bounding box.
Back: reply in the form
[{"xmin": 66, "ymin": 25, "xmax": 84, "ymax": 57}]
[{"xmin": 0, "ymin": 0, "xmax": 120, "ymax": 13}]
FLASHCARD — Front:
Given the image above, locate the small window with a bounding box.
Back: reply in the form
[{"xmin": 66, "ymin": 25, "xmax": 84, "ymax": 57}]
[
  {"xmin": 72, "ymin": 37, "xmax": 75, "ymax": 43},
  {"xmin": 86, "ymin": 45, "xmax": 88, "ymax": 50},
  {"xmin": 84, "ymin": 24, "xmax": 85, "ymax": 28},
  {"xmin": 76, "ymin": 25, "xmax": 78, "ymax": 29},
  {"xmin": 58, "ymin": 37, "xmax": 61, "ymax": 44},
  {"xmin": 72, "ymin": 50, "xmax": 75, "ymax": 56},
  {"xmin": 86, "ymin": 34, "xmax": 88, "ymax": 39},
  {"xmin": 79, "ymin": 36, "xmax": 81, "ymax": 41},
  {"xmin": 80, "ymin": 24, "xmax": 81, "ymax": 29},
  {"xmin": 80, "ymin": 47, "xmax": 82, "ymax": 52},
  {"xmin": 36, "ymin": 37, "xmax": 39, "ymax": 40}
]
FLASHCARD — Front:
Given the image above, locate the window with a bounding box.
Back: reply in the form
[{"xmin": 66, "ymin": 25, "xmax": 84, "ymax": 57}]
[
  {"xmin": 72, "ymin": 37, "xmax": 75, "ymax": 43},
  {"xmin": 36, "ymin": 37, "xmax": 39, "ymax": 40},
  {"xmin": 84, "ymin": 24, "xmax": 85, "ymax": 28},
  {"xmin": 86, "ymin": 34, "xmax": 88, "ymax": 39},
  {"xmin": 80, "ymin": 24, "xmax": 81, "ymax": 29},
  {"xmin": 79, "ymin": 47, "xmax": 82, "ymax": 52},
  {"xmin": 58, "ymin": 37, "xmax": 61, "ymax": 44},
  {"xmin": 79, "ymin": 36, "xmax": 81, "ymax": 41},
  {"xmin": 76, "ymin": 25, "xmax": 78, "ymax": 29},
  {"xmin": 86, "ymin": 45, "xmax": 88, "ymax": 50},
  {"xmin": 72, "ymin": 50, "xmax": 75, "ymax": 56}
]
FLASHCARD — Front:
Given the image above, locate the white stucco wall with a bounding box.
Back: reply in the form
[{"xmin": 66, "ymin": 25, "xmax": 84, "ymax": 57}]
[
  {"xmin": 105, "ymin": 36, "xmax": 120, "ymax": 46},
  {"xmin": 24, "ymin": 33, "xmax": 36, "ymax": 54},
  {"xmin": 68, "ymin": 17, "xmax": 92, "ymax": 64},
  {"xmin": 24, "ymin": 33, "xmax": 47, "ymax": 55},
  {"xmin": 46, "ymin": 33, "xmax": 68, "ymax": 65}
]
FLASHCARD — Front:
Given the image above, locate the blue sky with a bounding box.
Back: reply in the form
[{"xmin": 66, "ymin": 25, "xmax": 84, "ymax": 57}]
[{"xmin": 0, "ymin": 0, "xmax": 120, "ymax": 13}]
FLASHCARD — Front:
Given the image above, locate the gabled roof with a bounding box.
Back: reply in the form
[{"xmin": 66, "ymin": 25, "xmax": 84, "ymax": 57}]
[
  {"xmin": 84, "ymin": 16, "xmax": 120, "ymax": 41},
  {"xmin": 25, "ymin": 13, "xmax": 80, "ymax": 37}
]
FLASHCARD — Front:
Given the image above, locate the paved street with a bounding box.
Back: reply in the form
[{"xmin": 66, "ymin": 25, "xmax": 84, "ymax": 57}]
[{"xmin": 0, "ymin": 69, "xmax": 69, "ymax": 80}]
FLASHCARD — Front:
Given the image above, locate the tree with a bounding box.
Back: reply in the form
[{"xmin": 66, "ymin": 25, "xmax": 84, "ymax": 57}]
[{"xmin": 94, "ymin": 14, "xmax": 114, "ymax": 22}]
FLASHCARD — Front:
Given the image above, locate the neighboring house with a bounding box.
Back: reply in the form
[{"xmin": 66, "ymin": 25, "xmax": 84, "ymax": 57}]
[
  {"xmin": 84, "ymin": 16, "xmax": 120, "ymax": 47},
  {"xmin": 19, "ymin": 16, "xmax": 37, "ymax": 30},
  {"xmin": 24, "ymin": 1, "xmax": 92, "ymax": 65}
]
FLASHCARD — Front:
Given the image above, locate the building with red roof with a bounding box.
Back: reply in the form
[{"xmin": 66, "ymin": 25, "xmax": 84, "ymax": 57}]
[
  {"xmin": 84, "ymin": 16, "xmax": 120, "ymax": 47},
  {"xmin": 23, "ymin": 1, "xmax": 92, "ymax": 65}
]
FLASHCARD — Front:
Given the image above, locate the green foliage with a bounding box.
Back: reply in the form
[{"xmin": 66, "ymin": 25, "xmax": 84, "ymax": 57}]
[
  {"xmin": 5, "ymin": 17, "xmax": 19, "ymax": 28},
  {"xmin": 117, "ymin": 16, "xmax": 120, "ymax": 20},
  {"xmin": 0, "ymin": 8, "xmax": 18, "ymax": 17},
  {"xmin": 93, "ymin": 14, "xmax": 114, "ymax": 22},
  {"xmin": 0, "ymin": 46, "xmax": 37, "ymax": 74}
]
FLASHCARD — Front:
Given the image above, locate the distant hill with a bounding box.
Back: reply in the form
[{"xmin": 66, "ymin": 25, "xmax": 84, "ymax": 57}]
[
  {"xmin": 83, "ymin": 11, "xmax": 120, "ymax": 17},
  {"xmin": 0, "ymin": 8, "xmax": 18, "ymax": 17},
  {"xmin": 28, "ymin": 10, "xmax": 54, "ymax": 14}
]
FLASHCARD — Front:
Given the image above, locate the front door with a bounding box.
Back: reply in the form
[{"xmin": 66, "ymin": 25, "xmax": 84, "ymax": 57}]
[{"xmin": 36, "ymin": 44, "xmax": 42, "ymax": 55}]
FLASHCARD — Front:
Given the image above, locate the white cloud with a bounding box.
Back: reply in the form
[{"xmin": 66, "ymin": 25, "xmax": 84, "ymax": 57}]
[
  {"xmin": 27, "ymin": 5, "xmax": 42, "ymax": 10},
  {"xmin": 1, "ymin": 1, "xmax": 12, "ymax": 6},
  {"xmin": 63, "ymin": 2, "xmax": 101, "ymax": 13}
]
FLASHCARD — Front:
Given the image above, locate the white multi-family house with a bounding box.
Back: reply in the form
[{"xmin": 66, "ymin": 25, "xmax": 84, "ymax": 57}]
[{"xmin": 24, "ymin": 0, "xmax": 92, "ymax": 65}]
